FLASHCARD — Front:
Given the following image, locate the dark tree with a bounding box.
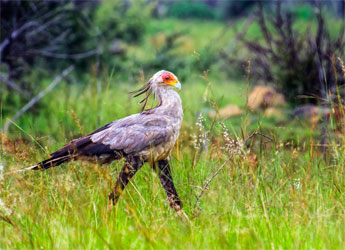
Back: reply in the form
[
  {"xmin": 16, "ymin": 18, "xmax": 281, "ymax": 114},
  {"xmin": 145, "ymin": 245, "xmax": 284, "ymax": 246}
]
[
  {"xmin": 222, "ymin": 1, "xmax": 345, "ymax": 105},
  {"xmin": 0, "ymin": 0, "xmax": 99, "ymax": 81}
]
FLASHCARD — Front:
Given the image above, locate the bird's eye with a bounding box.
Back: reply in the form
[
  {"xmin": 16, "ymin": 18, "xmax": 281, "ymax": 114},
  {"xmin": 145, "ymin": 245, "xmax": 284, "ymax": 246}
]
[{"xmin": 165, "ymin": 76, "xmax": 170, "ymax": 81}]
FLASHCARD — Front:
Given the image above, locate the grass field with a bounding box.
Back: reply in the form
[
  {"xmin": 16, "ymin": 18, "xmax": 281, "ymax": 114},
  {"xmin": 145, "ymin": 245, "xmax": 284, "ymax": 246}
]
[{"xmin": 1, "ymin": 18, "xmax": 345, "ymax": 249}]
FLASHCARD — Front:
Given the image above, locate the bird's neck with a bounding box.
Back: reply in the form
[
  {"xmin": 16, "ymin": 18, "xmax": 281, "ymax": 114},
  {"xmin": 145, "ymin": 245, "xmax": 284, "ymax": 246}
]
[{"xmin": 154, "ymin": 87, "xmax": 183, "ymax": 118}]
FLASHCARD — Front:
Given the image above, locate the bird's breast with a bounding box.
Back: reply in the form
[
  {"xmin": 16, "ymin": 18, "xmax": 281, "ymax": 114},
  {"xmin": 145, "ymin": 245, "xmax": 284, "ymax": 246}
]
[{"xmin": 142, "ymin": 112, "xmax": 182, "ymax": 162}]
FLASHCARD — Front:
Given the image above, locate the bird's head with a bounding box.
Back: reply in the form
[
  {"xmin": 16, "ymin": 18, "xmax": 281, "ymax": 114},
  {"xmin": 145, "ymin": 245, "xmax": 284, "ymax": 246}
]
[
  {"xmin": 150, "ymin": 70, "xmax": 181, "ymax": 90},
  {"xmin": 130, "ymin": 70, "xmax": 181, "ymax": 111}
]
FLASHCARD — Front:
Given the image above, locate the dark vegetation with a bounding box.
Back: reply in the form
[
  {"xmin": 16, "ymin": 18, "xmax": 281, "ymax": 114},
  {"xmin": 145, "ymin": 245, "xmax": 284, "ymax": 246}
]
[
  {"xmin": 166, "ymin": 1, "xmax": 218, "ymax": 19},
  {"xmin": 1, "ymin": 0, "xmax": 345, "ymax": 165},
  {"xmin": 0, "ymin": 0, "xmax": 149, "ymax": 117},
  {"xmin": 2, "ymin": 1, "xmax": 344, "ymax": 112},
  {"xmin": 222, "ymin": 1, "xmax": 345, "ymax": 105},
  {"xmin": 1, "ymin": 0, "xmax": 345, "ymax": 144},
  {"xmin": 1, "ymin": 0, "xmax": 97, "ymax": 79}
]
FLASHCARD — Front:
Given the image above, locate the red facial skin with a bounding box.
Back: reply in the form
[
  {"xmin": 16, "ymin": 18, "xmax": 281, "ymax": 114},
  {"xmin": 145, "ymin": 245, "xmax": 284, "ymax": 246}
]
[{"xmin": 161, "ymin": 72, "xmax": 176, "ymax": 84}]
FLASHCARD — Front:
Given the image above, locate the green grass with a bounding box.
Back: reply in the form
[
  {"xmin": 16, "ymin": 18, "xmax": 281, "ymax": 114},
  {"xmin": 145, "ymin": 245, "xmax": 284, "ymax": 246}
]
[
  {"xmin": 1, "ymin": 71, "xmax": 345, "ymax": 249},
  {"xmin": 2, "ymin": 155, "xmax": 345, "ymax": 249}
]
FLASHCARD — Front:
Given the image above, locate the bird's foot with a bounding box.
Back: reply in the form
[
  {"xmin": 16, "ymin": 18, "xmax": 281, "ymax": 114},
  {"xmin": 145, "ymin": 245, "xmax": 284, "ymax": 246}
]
[
  {"xmin": 107, "ymin": 192, "xmax": 118, "ymax": 212},
  {"xmin": 107, "ymin": 201, "xmax": 114, "ymax": 212},
  {"xmin": 176, "ymin": 209, "xmax": 191, "ymax": 225}
]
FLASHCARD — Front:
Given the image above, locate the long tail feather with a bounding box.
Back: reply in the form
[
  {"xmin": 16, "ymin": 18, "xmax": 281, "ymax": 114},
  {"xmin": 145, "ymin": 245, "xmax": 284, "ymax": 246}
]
[
  {"xmin": 5, "ymin": 127, "xmax": 117, "ymax": 176},
  {"xmin": 4, "ymin": 154, "xmax": 76, "ymax": 176},
  {"xmin": 5, "ymin": 165, "xmax": 39, "ymax": 175},
  {"xmin": 31, "ymin": 154, "xmax": 77, "ymax": 170}
]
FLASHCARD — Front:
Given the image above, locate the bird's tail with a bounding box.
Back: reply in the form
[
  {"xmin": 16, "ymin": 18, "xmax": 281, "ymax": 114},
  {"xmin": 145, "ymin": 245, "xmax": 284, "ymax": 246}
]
[
  {"xmin": 31, "ymin": 154, "xmax": 77, "ymax": 170},
  {"xmin": 4, "ymin": 154, "xmax": 76, "ymax": 176},
  {"xmin": 5, "ymin": 138, "xmax": 85, "ymax": 175},
  {"xmin": 30, "ymin": 136, "xmax": 92, "ymax": 171},
  {"xmin": 6, "ymin": 135, "xmax": 110, "ymax": 175}
]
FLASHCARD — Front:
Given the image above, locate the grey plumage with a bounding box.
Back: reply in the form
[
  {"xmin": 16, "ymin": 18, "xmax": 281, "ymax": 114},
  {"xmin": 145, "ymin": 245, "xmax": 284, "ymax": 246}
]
[
  {"xmin": 91, "ymin": 114, "xmax": 170, "ymax": 155},
  {"xmin": 23, "ymin": 70, "xmax": 184, "ymax": 212}
]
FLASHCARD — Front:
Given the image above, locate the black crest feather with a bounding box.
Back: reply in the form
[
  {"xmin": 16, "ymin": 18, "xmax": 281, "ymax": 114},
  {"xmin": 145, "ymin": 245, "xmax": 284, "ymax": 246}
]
[{"xmin": 129, "ymin": 79, "xmax": 153, "ymax": 112}]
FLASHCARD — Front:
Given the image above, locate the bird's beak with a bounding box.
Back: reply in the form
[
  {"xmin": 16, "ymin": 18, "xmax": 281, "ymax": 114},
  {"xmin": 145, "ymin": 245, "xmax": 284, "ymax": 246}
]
[{"xmin": 174, "ymin": 81, "xmax": 181, "ymax": 90}]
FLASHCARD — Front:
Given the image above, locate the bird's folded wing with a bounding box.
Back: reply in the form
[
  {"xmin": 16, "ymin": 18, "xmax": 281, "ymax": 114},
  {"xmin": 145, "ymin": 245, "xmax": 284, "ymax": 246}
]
[{"xmin": 90, "ymin": 116, "xmax": 171, "ymax": 154}]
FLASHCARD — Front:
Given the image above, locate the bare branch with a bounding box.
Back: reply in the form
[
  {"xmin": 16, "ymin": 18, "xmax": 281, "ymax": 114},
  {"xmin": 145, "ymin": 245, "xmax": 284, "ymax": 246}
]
[
  {"xmin": 1, "ymin": 65, "xmax": 75, "ymax": 132},
  {"xmin": 193, "ymin": 131, "xmax": 272, "ymax": 211},
  {"xmin": 11, "ymin": 21, "xmax": 38, "ymax": 40},
  {"xmin": 224, "ymin": 14, "xmax": 256, "ymax": 53},
  {"xmin": 0, "ymin": 40, "xmax": 9, "ymax": 54},
  {"xmin": 257, "ymin": 0, "xmax": 273, "ymax": 50},
  {"xmin": 26, "ymin": 13, "xmax": 64, "ymax": 38},
  {"xmin": 0, "ymin": 21, "xmax": 38, "ymax": 53},
  {"xmin": 31, "ymin": 49, "xmax": 99, "ymax": 59},
  {"xmin": 46, "ymin": 29, "xmax": 72, "ymax": 47},
  {"xmin": 193, "ymin": 154, "xmax": 234, "ymax": 211},
  {"xmin": 0, "ymin": 72, "xmax": 30, "ymax": 97}
]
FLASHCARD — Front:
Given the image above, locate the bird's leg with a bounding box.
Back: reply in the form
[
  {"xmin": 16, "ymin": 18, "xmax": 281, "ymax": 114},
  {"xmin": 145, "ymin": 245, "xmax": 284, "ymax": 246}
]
[
  {"xmin": 155, "ymin": 159, "xmax": 182, "ymax": 212},
  {"xmin": 108, "ymin": 156, "xmax": 143, "ymax": 206}
]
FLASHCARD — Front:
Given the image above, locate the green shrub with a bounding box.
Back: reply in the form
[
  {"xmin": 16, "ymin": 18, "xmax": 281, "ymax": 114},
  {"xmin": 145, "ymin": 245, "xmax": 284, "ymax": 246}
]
[
  {"xmin": 0, "ymin": 0, "xmax": 152, "ymax": 118},
  {"xmin": 220, "ymin": 0, "xmax": 256, "ymax": 19},
  {"xmin": 94, "ymin": 0, "xmax": 151, "ymax": 43},
  {"xmin": 289, "ymin": 4, "xmax": 314, "ymax": 20},
  {"xmin": 167, "ymin": 1, "xmax": 217, "ymax": 19}
]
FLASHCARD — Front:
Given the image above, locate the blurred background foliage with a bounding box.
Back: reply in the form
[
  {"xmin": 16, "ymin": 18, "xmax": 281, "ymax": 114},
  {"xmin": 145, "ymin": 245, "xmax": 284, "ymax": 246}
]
[
  {"xmin": 0, "ymin": 0, "xmax": 344, "ymax": 131},
  {"xmin": 166, "ymin": 1, "xmax": 219, "ymax": 19}
]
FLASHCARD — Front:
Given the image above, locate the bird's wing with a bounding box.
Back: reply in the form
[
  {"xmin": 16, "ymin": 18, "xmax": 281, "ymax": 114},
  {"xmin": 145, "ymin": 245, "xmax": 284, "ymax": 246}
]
[
  {"xmin": 90, "ymin": 113, "xmax": 172, "ymax": 154},
  {"xmin": 27, "ymin": 113, "xmax": 171, "ymax": 170}
]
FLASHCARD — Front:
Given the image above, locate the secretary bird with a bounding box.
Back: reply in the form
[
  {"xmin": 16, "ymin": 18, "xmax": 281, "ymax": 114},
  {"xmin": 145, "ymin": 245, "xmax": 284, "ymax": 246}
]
[{"xmin": 18, "ymin": 70, "xmax": 184, "ymax": 212}]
